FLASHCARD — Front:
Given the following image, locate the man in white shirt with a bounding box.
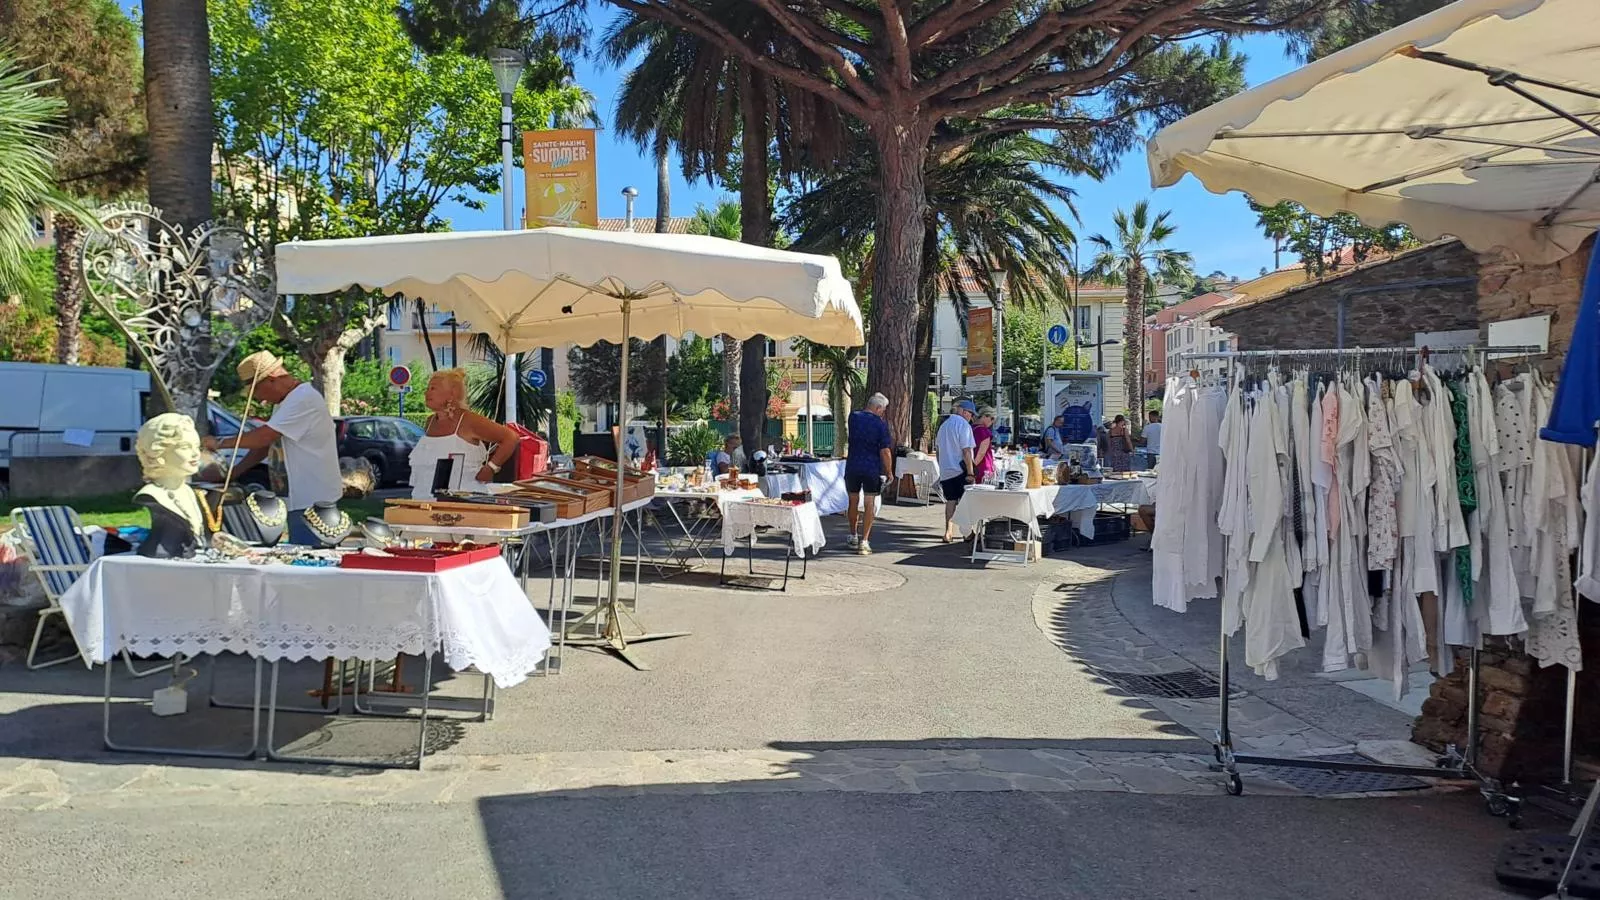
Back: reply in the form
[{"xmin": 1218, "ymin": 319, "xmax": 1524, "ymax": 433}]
[
  {"xmin": 936, "ymin": 399, "xmax": 978, "ymax": 542},
  {"xmin": 204, "ymin": 351, "xmax": 345, "ymax": 545},
  {"xmin": 1143, "ymin": 410, "xmax": 1163, "ymax": 466}
]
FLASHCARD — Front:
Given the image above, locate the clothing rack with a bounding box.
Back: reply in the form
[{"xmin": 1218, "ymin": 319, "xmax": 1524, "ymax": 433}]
[{"xmin": 1172, "ymin": 344, "xmax": 1547, "ymax": 803}]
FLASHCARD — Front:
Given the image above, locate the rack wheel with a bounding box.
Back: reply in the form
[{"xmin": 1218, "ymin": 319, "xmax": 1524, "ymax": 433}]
[
  {"xmin": 1485, "ymin": 795, "xmax": 1512, "ymax": 818},
  {"xmin": 1226, "ymin": 773, "xmax": 1244, "ymax": 796}
]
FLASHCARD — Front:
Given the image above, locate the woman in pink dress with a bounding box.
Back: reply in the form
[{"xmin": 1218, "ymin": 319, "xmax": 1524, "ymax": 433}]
[{"xmin": 972, "ymin": 407, "xmax": 997, "ymax": 483}]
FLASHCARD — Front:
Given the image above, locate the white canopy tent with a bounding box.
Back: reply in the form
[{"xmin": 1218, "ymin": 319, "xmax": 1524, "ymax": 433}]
[
  {"xmin": 1147, "ymin": 0, "xmax": 1600, "ymax": 264},
  {"xmin": 275, "ymin": 227, "xmax": 863, "ymax": 669}
]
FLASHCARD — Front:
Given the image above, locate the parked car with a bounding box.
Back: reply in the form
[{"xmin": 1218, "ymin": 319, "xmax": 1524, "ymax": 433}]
[{"xmin": 335, "ymin": 416, "xmax": 423, "ymax": 487}]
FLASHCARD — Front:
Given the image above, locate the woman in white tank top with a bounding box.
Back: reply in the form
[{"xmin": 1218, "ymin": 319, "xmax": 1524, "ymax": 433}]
[{"xmin": 408, "ymin": 369, "xmax": 522, "ymax": 499}]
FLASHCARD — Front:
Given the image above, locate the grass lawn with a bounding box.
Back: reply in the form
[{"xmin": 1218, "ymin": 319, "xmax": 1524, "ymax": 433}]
[{"xmin": 2, "ymin": 492, "xmax": 389, "ymax": 531}]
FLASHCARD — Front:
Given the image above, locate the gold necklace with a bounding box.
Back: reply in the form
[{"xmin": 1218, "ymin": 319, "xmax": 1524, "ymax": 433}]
[
  {"xmin": 302, "ymin": 507, "xmax": 351, "ymax": 543},
  {"xmin": 195, "ymin": 488, "xmax": 224, "ymax": 533},
  {"xmin": 245, "ymin": 492, "xmax": 287, "ymax": 527}
]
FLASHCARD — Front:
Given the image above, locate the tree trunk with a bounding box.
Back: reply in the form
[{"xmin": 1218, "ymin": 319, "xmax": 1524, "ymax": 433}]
[
  {"xmin": 827, "ymin": 375, "xmax": 844, "ymax": 457},
  {"xmin": 312, "ymin": 343, "xmax": 349, "ymax": 417},
  {"xmin": 909, "ymin": 223, "xmax": 940, "ymax": 451},
  {"xmin": 653, "ymin": 134, "xmax": 671, "ymax": 235},
  {"xmin": 721, "ymin": 338, "xmax": 742, "ymax": 412},
  {"xmin": 737, "ymin": 67, "xmax": 772, "ymax": 456},
  {"xmin": 654, "ymin": 133, "xmax": 671, "ymax": 461},
  {"xmin": 143, "ymin": 0, "xmax": 213, "ymax": 232},
  {"xmin": 1123, "ymin": 265, "xmax": 1146, "ymax": 418},
  {"xmin": 867, "ymin": 119, "xmax": 932, "ymax": 444},
  {"xmin": 52, "ymin": 217, "xmax": 86, "ymax": 365}
]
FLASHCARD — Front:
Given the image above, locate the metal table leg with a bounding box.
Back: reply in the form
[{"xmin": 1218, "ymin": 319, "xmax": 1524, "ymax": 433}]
[
  {"xmin": 265, "ymin": 654, "xmax": 433, "ymax": 770},
  {"xmin": 104, "ymin": 654, "xmax": 262, "ymax": 760}
]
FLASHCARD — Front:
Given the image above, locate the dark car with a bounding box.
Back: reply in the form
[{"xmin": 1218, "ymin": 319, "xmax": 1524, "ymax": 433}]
[{"xmin": 336, "ymin": 416, "xmax": 423, "ymax": 487}]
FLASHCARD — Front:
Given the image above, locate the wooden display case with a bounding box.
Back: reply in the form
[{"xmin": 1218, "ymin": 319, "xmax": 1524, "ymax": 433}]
[{"xmin": 383, "ymin": 499, "xmax": 530, "ymax": 530}]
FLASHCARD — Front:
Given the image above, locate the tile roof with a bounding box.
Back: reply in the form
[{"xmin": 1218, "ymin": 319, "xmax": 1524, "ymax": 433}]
[{"xmin": 594, "ymin": 216, "xmax": 698, "ymax": 234}]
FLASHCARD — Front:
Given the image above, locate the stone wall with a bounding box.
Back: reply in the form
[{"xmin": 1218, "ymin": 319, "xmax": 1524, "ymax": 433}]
[
  {"xmin": 1409, "ymin": 235, "xmax": 1591, "ymax": 780},
  {"xmin": 1214, "ymin": 240, "xmax": 1481, "ymax": 350}
]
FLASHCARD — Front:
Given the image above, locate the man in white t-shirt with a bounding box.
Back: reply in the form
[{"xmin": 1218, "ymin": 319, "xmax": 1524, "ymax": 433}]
[
  {"xmin": 204, "ymin": 351, "xmax": 345, "ymax": 545},
  {"xmin": 1142, "ymin": 410, "xmax": 1163, "ymax": 466},
  {"xmin": 935, "ymin": 399, "xmax": 978, "ymax": 542}
]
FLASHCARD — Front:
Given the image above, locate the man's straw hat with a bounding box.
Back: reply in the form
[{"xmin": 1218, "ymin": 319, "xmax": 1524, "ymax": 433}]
[{"xmin": 236, "ymin": 350, "xmax": 288, "ymax": 385}]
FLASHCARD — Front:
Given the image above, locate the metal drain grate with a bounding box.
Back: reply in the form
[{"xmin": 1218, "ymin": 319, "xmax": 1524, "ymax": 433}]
[
  {"xmin": 1092, "ymin": 668, "xmax": 1227, "ymax": 700},
  {"xmin": 1244, "ymin": 753, "xmax": 1429, "ymax": 795}
]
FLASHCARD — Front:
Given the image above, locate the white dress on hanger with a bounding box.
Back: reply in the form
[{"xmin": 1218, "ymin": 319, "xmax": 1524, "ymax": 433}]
[
  {"xmin": 1151, "ymin": 375, "xmax": 1228, "ymax": 612},
  {"xmin": 1468, "ymin": 369, "xmax": 1525, "ymax": 637},
  {"xmin": 1243, "ymin": 387, "xmax": 1305, "ymax": 680},
  {"xmin": 1524, "ymin": 376, "xmax": 1584, "ymax": 670},
  {"xmin": 1393, "ymin": 379, "xmax": 1440, "ymax": 599},
  {"xmin": 1305, "ymin": 384, "xmax": 1332, "ymax": 625},
  {"xmin": 1218, "ymin": 381, "xmax": 1252, "ymax": 636}
]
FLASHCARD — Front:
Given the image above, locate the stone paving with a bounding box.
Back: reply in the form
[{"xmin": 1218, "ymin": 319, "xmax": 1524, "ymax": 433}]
[
  {"xmin": 1032, "ymin": 555, "xmax": 1438, "ymax": 768},
  {"xmin": 0, "ymin": 745, "xmax": 1307, "ymax": 812}
]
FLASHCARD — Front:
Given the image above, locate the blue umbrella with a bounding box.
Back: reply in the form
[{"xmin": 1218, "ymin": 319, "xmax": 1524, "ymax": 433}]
[{"xmin": 1541, "ymin": 234, "xmax": 1600, "ymax": 447}]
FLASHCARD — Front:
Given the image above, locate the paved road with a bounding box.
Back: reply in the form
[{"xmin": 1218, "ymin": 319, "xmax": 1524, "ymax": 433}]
[{"xmin": 1, "ymin": 790, "xmax": 1517, "ymax": 900}]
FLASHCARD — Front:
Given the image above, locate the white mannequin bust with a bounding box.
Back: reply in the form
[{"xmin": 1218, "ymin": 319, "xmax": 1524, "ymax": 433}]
[{"xmin": 134, "ymin": 413, "xmax": 207, "ymax": 541}]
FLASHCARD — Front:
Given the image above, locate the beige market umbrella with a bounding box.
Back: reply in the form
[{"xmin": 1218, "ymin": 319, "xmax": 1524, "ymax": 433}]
[
  {"xmin": 275, "ymin": 227, "xmax": 863, "ymax": 670},
  {"xmin": 1147, "ymin": 0, "xmax": 1599, "ymax": 264}
]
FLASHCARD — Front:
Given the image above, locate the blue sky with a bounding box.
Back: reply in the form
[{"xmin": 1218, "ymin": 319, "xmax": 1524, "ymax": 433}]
[
  {"xmin": 122, "ymin": 0, "xmax": 1300, "ymax": 279},
  {"xmin": 442, "ymin": 30, "xmax": 1302, "ymax": 280}
]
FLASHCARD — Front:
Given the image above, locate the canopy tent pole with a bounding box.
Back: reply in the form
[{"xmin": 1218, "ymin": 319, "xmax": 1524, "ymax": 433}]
[{"xmin": 561, "ymin": 293, "xmax": 690, "ymax": 670}]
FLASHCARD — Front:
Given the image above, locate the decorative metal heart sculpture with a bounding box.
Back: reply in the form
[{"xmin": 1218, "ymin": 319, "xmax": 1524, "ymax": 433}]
[{"xmin": 79, "ymin": 203, "xmax": 277, "ymax": 416}]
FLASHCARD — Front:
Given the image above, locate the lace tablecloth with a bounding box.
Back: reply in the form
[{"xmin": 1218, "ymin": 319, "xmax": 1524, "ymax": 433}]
[
  {"xmin": 721, "ymin": 501, "xmax": 827, "ymax": 557},
  {"xmin": 57, "ymin": 555, "xmax": 551, "ymax": 688},
  {"xmin": 951, "ymin": 480, "xmax": 1153, "ymax": 540}
]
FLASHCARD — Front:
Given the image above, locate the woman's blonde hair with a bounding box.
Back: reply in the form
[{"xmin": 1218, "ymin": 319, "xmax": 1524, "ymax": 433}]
[
  {"xmin": 136, "ymin": 413, "xmax": 199, "ymax": 474},
  {"xmin": 429, "ymin": 368, "xmax": 468, "ymax": 407}
]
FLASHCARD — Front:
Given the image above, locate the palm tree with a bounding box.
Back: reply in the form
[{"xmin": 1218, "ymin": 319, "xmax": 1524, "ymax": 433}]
[
  {"xmin": 786, "ymin": 127, "xmax": 1087, "ymax": 447},
  {"xmin": 0, "ymin": 58, "xmax": 67, "ymax": 298},
  {"xmin": 792, "ymin": 338, "xmax": 864, "ymax": 454},
  {"xmin": 604, "ymin": 5, "xmax": 842, "ymax": 455},
  {"xmin": 142, "ymin": 0, "xmax": 212, "ymax": 231},
  {"xmin": 1086, "ymin": 202, "xmax": 1195, "ymax": 416}
]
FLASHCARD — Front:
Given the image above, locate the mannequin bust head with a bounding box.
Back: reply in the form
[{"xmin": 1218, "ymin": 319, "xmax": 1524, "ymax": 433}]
[{"xmin": 136, "ymin": 414, "xmax": 202, "ymax": 488}]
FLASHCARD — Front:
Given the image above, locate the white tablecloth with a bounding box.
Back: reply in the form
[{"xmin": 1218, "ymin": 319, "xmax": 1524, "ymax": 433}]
[
  {"xmin": 57, "ymin": 554, "xmax": 552, "ymax": 688},
  {"xmin": 894, "ymin": 456, "xmax": 942, "ymax": 490},
  {"xmin": 657, "ymin": 487, "xmax": 764, "ymax": 515},
  {"xmin": 760, "ymin": 459, "xmax": 849, "ymax": 515},
  {"xmin": 721, "ymin": 501, "xmax": 826, "ymax": 557},
  {"xmin": 950, "ymin": 480, "xmax": 1153, "ymax": 540}
]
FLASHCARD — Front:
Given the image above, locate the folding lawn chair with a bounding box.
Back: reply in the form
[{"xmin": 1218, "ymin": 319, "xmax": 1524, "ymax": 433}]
[{"xmin": 10, "ymin": 505, "xmax": 171, "ymax": 676}]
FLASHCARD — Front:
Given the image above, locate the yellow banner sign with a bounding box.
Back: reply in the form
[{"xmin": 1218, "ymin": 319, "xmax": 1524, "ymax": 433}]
[
  {"xmin": 966, "ymin": 307, "xmax": 994, "ymax": 390},
  {"xmin": 522, "ymin": 129, "xmax": 597, "ymax": 227}
]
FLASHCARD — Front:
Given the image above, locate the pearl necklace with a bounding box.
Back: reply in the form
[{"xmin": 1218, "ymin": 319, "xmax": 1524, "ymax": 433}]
[{"xmin": 160, "ymin": 486, "xmax": 221, "ymax": 534}]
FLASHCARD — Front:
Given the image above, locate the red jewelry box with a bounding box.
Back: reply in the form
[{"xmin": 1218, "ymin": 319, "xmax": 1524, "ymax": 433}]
[{"xmin": 338, "ymin": 544, "xmax": 502, "ymax": 573}]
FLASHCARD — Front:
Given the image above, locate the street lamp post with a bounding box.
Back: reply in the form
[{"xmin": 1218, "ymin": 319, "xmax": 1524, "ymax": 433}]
[{"xmin": 490, "ymin": 47, "xmax": 525, "ymax": 426}]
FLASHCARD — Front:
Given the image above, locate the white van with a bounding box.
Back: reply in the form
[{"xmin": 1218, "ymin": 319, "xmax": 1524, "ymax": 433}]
[{"xmin": 0, "ymin": 361, "xmax": 150, "ymax": 484}]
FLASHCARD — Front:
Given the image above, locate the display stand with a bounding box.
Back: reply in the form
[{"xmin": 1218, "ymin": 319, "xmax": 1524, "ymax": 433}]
[{"xmin": 1176, "ymin": 344, "xmax": 1545, "ymax": 803}]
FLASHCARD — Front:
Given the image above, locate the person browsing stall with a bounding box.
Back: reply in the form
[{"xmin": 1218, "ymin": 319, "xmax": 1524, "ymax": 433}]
[
  {"xmin": 1142, "ymin": 410, "xmax": 1163, "ymax": 466},
  {"xmin": 204, "ymin": 351, "xmax": 343, "ymax": 546},
  {"xmin": 972, "ymin": 407, "xmax": 997, "ymax": 483},
  {"xmin": 937, "ymin": 399, "xmax": 978, "ymax": 543},
  {"xmin": 1043, "ymin": 414, "xmax": 1068, "ymax": 458},
  {"xmin": 709, "ymin": 434, "xmax": 741, "ymax": 476},
  {"xmin": 407, "ymin": 368, "xmax": 521, "ymax": 499},
  {"xmin": 843, "ymin": 392, "xmax": 894, "ymax": 555}
]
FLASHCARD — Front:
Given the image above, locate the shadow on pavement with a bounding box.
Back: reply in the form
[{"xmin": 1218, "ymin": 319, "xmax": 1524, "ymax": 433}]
[{"xmin": 476, "ymin": 786, "xmax": 1520, "ymax": 900}]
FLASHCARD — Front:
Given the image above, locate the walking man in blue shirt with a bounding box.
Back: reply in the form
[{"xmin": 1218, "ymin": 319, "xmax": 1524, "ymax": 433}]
[{"xmin": 844, "ymin": 392, "xmax": 895, "ymax": 555}]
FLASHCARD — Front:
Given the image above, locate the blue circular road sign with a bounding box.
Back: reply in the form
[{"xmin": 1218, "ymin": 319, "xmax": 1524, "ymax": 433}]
[
  {"xmin": 1046, "ymin": 324, "xmax": 1069, "ymax": 347},
  {"xmin": 525, "ymin": 368, "xmax": 549, "ymax": 389}
]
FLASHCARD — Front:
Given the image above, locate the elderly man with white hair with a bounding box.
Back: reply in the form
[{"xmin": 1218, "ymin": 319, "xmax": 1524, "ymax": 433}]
[{"xmin": 843, "ymin": 392, "xmax": 895, "ymax": 554}]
